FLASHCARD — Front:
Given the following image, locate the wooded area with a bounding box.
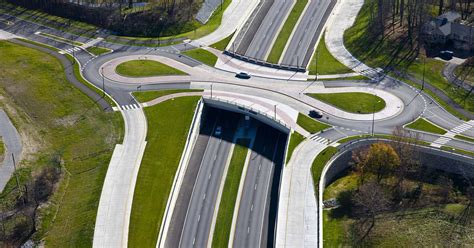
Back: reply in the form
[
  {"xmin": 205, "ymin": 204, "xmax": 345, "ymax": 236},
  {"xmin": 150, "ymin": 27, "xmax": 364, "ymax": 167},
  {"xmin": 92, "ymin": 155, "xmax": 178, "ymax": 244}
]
[{"xmin": 6, "ymin": 0, "xmax": 202, "ymax": 36}]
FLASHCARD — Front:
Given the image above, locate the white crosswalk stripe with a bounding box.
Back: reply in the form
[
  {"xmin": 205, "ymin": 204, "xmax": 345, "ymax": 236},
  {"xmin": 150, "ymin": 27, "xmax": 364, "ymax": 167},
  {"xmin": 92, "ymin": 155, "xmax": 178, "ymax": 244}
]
[
  {"xmin": 112, "ymin": 104, "xmax": 141, "ymax": 111},
  {"xmin": 431, "ymin": 121, "xmax": 474, "ymax": 147},
  {"xmin": 59, "ymin": 47, "xmax": 81, "ymax": 54},
  {"xmin": 309, "ymin": 135, "xmax": 329, "ymax": 144}
]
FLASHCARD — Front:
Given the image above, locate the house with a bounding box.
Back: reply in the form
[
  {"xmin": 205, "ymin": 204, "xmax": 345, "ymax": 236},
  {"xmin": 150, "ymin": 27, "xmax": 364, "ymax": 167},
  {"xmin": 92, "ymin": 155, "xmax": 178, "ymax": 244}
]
[{"xmin": 422, "ymin": 11, "xmax": 473, "ymax": 53}]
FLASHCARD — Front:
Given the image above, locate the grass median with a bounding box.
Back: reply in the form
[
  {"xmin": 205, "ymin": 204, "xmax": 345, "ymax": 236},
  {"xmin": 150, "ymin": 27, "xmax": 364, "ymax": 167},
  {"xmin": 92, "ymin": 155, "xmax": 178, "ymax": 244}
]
[
  {"xmin": 183, "ymin": 48, "xmax": 218, "ymax": 67},
  {"xmin": 286, "ymin": 131, "xmax": 305, "ymax": 164},
  {"xmin": 211, "ymin": 32, "xmax": 235, "ymax": 51},
  {"xmin": 133, "ymin": 89, "xmax": 203, "ymax": 103},
  {"xmin": 212, "ymin": 138, "xmax": 250, "ymax": 247},
  {"xmin": 308, "ymin": 34, "xmax": 353, "ymax": 75},
  {"xmin": 0, "ymin": 40, "xmax": 123, "ymax": 246},
  {"xmin": 406, "ymin": 118, "xmax": 447, "ymax": 135},
  {"xmin": 311, "ymin": 146, "xmax": 338, "ymax": 191},
  {"xmin": 267, "ymin": 0, "xmax": 309, "ymax": 64},
  {"xmin": 307, "ymin": 92, "xmax": 386, "ymax": 114},
  {"xmin": 128, "ymin": 96, "xmax": 200, "ymax": 248},
  {"xmin": 86, "ymin": 46, "xmax": 112, "ymax": 56},
  {"xmin": 297, "ymin": 113, "xmax": 331, "ymax": 134},
  {"xmin": 116, "ymin": 60, "xmax": 187, "ymax": 77}
]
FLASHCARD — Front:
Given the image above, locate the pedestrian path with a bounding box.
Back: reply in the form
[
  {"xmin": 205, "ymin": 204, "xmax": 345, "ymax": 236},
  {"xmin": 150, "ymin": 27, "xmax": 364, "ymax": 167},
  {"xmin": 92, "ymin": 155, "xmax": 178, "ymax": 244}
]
[
  {"xmin": 80, "ymin": 37, "xmax": 103, "ymax": 49},
  {"xmin": 0, "ymin": 109, "xmax": 22, "ymax": 192},
  {"xmin": 431, "ymin": 120, "xmax": 474, "ymax": 148},
  {"xmin": 59, "ymin": 46, "xmax": 81, "ymax": 55}
]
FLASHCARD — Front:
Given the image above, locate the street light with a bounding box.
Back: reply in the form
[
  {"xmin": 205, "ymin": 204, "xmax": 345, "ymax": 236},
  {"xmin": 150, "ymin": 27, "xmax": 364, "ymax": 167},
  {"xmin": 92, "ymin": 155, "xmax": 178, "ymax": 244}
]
[
  {"xmin": 421, "ymin": 57, "xmax": 426, "ymax": 91},
  {"xmin": 371, "ymin": 98, "xmax": 381, "ymax": 136}
]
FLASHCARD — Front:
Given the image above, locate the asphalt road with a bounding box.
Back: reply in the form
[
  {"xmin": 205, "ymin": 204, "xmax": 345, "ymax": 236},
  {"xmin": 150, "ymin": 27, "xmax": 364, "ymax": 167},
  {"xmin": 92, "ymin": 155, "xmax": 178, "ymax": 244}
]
[
  {"xmin": 281, "ymin": 0, "xmax": 336, "ymax": 67},
  {"xmin": 245, "ymin": 0, "xmax": 295, "ymax": 60},
  {"xmin": 233, "ymin": 124, "xmax": 287, "ymax": 248},
  {"xmin": 178, "ymin": 108, "xmax": 241, "ymax": 248}
]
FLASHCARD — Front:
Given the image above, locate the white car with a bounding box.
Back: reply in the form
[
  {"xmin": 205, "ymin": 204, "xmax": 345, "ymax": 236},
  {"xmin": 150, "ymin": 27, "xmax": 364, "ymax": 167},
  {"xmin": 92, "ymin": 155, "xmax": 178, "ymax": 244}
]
[{"xmin": 215, "ymin": 126, "xmax": 222, "ymax": 136}]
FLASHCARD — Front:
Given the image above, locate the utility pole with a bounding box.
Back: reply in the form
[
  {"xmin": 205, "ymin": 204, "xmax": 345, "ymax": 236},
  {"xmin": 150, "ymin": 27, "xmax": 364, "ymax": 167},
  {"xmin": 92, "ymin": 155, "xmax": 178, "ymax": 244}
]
[
  {"xmin": 421, "ymin": 57, "xmax": 426, "ymax": 91},
  {"xmin": 101, "ymin": 67, "xmax": 105, "ymax": 97},
  {"xmin": 371, "ymin": 98, "xmax": 380, "ymax": 136}
]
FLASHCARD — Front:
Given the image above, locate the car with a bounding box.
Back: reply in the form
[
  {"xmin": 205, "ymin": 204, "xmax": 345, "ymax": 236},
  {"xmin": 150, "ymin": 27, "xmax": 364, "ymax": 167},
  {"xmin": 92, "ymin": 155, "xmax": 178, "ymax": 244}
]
[
  {"xmin": 309, "ymin": 110, "xmax": 323, "ymax": 118},
  {"xmin": 439, "ymin": 50, "xmax": 454, "ymax": 60},
  {"xmin": 235, "ymin": 72, "xmax": 251, "ymax": 79},
  {"xmin": 215, "ymin": 126, "xmax": 222, "ymax": 136}
]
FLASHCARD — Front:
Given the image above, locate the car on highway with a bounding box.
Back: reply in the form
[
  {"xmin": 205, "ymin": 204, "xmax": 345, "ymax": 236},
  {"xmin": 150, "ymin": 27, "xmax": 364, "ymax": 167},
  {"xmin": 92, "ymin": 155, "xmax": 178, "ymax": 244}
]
[
  {"xmin": 215, "ymin": 126, "xmax": 222, "ymax": 136},
  {"xmin": 439, "ymin": 50, "xmax": 454, "ymax": 60},
  {"xmin": 235, "ymin": 72, "xmax": 251, "ymax": 79},
  {"xmin": 309, "ymin": 110, "xmax": 323, "ymax": 118}
]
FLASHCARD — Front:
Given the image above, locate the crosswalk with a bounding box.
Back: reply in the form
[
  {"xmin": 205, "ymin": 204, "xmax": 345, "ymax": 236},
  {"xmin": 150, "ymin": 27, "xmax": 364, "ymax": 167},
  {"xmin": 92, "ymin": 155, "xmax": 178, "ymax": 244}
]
[
  {"xmin": 80, "ymin": 37, "xmax": 103, "ymax": 49},
  {"xmin": 431, "ymin": 120, "xmax": 474, "ymax": 148},
  {"xmin": 59, "ymin": 47, "xmax": 81, "ymax": 55},
  {"xmin": 113, "ymin": 104, "xmax": 141, "ymax": 111},
  {"xmin": 309, "ymin": 134, "xmax": 329, "ymax": 145}
]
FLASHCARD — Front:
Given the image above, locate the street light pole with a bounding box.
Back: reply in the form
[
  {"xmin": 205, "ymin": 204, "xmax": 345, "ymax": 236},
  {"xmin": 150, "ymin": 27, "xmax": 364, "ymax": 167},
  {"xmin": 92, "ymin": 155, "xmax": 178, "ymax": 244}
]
[
  {"xmin": 211, "ymin": 84, "xmax": 213, "ymax": 98},
  {"xmin": 371, "ymin": 98, "xmax": 380, "ymax": 136},
  {"xmin": 274, "ymin": 104, "xmax": 277, "ymax": 119},
  {"xmin": 101, "ymin": 67, "xmax": 105, "ymax": 98},
  {"xmin": 421, "ymin": 57, "xmax": 426, "ymax": 91}
]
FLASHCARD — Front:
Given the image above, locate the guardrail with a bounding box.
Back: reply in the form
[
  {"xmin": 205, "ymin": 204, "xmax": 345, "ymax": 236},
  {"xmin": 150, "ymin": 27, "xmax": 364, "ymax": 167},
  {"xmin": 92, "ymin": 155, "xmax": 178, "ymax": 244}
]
[
  {"xmin": 203, "ymin": 95, "xmax": 291, "ymax": 131},
  {"xmin": 223, "ymin": 50, "xmax": 306, "ymax": 73}
]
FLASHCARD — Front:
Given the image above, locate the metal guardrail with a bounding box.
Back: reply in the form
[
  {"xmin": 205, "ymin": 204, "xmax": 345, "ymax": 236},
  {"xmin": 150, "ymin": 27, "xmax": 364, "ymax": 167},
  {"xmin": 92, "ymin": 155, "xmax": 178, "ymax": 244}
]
[
  {"xmin": 204, "ymin": 96, "xmax": 291, "ymax": 130},
  {"xmin": 223, "ymin": 50, "xmax": 306, "ymax": 73}
]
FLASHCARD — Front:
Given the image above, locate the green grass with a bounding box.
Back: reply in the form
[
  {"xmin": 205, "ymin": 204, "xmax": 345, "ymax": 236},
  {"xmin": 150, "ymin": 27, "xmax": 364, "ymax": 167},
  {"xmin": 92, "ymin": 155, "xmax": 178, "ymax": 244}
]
[
  {"xmin": 212, "ymin": 139, "xmax": 250, "ymax": 248},
  {"xmin": 267, "ymin": 0, "xmax": 309, "ymax": 64},
  {"xmin": 336, "ymin": 134, "xmax": 431, "ymax": 147},
  {"xmin": 406, "ymin": 118, "xmax": 447, "ymax": 135},
  {"xmin": 115, "ymin": 60, "xmax": 187, "ymax": 77},
  {"xmin": 0, "ymin": 137, "xmax": 4, "ymax": 157},
  {"xmin": 323, "ymin": 210, "xmax": 351, "ymax": 246},
  {"xmin": 183, "ymin": 48, "xmax": 218, "ymax": 67},
  {"xmin": 211, "ymin": 32, "xmax": 235, "ymax": 51},
  {"xmin": 454, "ymin": 135, "xmax": 474, "ymax": 143},
  {"xmin": 39, "ymin": 32, "xmax": 83, "ymax": 46},
  {"xmin": 323, "ymin": 173, "xmax": 358, "ymax": 200},
  {"xmin": 133, "ymin": 89, "xmax": 203, "ymax": 103},
  {"xmin": 308, "ymin": 34, "xmax": 353, "ymax": 75},
  {"xmin": 296, "ymin": 113, "xmax": 331, "ymax": 134},
  {"xmin": 85, "ymin": 46, "xmax": 111, "ymax": 56},
  {"xmin": 321, "ymin": 75, "xmax": 369, "ymax": 81},
  {"xmin": 286, "ymin": 132, "xmax": 305, "ymax": 164},
  {"xmin": 441, "ymin": 146, "xmax": 474, "ymax": 157},
  {"xmin": 128, "ymin": 96, "xmax": 200, "ymax": 248},
  {"xmin": 307, "ymin": 92, "xmax": 386, "ymax": 114},
  {"xmin": 0, "ymin": 40, "xmax": 123, "ymax": 246},
  {"xmin": 310, "ymin": 146, "xmax": 338, "ymax": 191}
]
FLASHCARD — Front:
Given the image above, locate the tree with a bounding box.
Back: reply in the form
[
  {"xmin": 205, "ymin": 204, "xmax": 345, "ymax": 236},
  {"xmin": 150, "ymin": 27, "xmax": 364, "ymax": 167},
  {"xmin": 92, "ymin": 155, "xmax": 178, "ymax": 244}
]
[
  {"xmin": 353, "ymin": 181, "xmax": 390, "ymax": 242},
  {"xmin": 353, "ymin": 143, "xmax": 401, "ymax": 182}
]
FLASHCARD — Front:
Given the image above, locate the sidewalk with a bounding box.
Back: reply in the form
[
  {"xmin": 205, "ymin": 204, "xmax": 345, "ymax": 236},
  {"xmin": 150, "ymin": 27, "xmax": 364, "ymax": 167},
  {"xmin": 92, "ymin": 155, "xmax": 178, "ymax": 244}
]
[
  {"xmin": 0, "ymin": 109, "xmax": 22, "ymax": 192},
  {"xmin": 276, "ymin": 139, "xmax": 327, "ymax": 247}
]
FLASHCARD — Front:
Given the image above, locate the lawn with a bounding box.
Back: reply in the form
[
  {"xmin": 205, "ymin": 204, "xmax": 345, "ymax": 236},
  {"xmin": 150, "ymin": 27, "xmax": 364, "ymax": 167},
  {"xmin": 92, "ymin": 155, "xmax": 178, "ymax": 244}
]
[
  {"xmin": 0, "ymin": 40, "xmax": 123, "ymax": 246},
  {"xmin": 296, "ymin": 113, "xmax": 331, "ymax": 134},
  {"xmin": 212, "ymin": 139, "xmax": 250, "ymax": 248},
  {"xmin": 133, "ymin": 89, "xmax": 203, "ymax": 103},
  {"xmin": 307, "ymin": 92, "xmax": 386, "ymax": 114},
  {"xmin": 310, "ymin": 146, "xmax": 338, "ymax": 191},
  {"xmin": 343, "ymin": 0, "xmax": 473, "ymax": 116},
  {"xmin": 211, "ymin": 32, "xmax": 235, "ymax": 51},
  {"xmin": 406, "ymin": 118, "xmax": 447, "ymax": 135},
  {"xmin": 454, "ymin": 135, "xmax": 474, "ymax": 143},
  {"xmin": 308, "ymin": 35, "xmax": 353, "ymax": 75},
  {"xmin": 267, "ymin": 0, "xmax": 309, "ymax": 64},
  {"xmin": 86, "ymin": 46, "xmax": 112, "ymax": 56},
  {"xmin": 286, "ymin": 131, "xmax": 305, "ymax": 164},
  {"xmin": 183, "ymin": 48, "xmax": 218, "ymax": 67},
  {"xmin": 441, "ymin": 146, "xmax": 474, "ymax": 157},
  {"xmin": 128, "ymin": 96, "xmax": 200, "ymax": 248},
  {"xmin": 0, "ymin": 137, "xmax": 4, "ymax": 160},
  {"xmin": 115, "ymin": 60, "xmax": 187, "ymax": 77}
]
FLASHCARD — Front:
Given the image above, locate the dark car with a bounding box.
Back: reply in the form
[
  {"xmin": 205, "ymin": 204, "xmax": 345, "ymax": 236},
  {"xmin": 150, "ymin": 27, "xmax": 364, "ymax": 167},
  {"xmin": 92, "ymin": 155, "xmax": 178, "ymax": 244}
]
[
  {"xmin": 309, "ymin": 110, "xmax": 323, "ymax": 118},
  {"xmin": 235, "ymin": 72, "xmax": 251, "ymax": 79},
  {"xmin": 439, "ymin": 50, "xmax": 454, "ymax": 60}
]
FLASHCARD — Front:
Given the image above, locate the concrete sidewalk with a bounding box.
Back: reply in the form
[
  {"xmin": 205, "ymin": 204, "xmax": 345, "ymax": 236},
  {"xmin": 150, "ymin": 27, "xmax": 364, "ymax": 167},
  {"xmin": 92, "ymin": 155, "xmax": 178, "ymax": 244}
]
[
  {"xmin": 277, "ymin": 139, "xmax": 327, "ymax": 247},
  {"xmin": 0, "ymin": 109, "xmax": 22, "ymax": 192},
  {"xmin": 93, "ymin": 108, "xmax": 147, "ymax": 247}
]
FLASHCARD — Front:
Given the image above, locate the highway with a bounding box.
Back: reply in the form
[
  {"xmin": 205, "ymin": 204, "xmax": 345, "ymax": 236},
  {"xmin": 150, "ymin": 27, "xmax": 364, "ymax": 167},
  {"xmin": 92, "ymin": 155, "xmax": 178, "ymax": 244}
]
[
  {"xmin": 175, "ymin": 108, "xmax": 241, "ymax": 248},
  {"xmin": 233, "ymin": 124, "xmax": 287, "ymax": 248},
  {"xmin": 281, "ymin": 0, "xmax": 336, "ymax": 67},
  {"xmin": 245, "ymin": 0, "xmax": 295, "ymax": 60}
]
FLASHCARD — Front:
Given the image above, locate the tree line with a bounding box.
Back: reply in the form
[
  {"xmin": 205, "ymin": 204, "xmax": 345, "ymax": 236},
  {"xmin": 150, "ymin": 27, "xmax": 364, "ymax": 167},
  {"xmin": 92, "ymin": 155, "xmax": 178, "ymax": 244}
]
[{"xmin": 6, "ymin": 0, "xmax": 201, "ymax": 37}]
